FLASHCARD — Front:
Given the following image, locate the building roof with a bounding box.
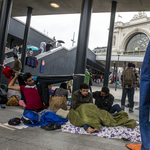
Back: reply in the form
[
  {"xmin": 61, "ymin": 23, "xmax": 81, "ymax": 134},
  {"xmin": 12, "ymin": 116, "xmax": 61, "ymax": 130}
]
[{"xmin": 1, "ymin": 0, "xmax": 150, "ymax": 17}]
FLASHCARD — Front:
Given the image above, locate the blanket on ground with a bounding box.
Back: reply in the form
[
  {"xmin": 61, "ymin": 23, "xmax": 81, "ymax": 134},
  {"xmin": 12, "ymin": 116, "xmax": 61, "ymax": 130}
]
[
  {"xmin": 23, "ymin": 109, "xmax": 68, "ymax": 127},
  {"xmin": 68, "ymin": 103, "xmax": 137, "ymax": 130},
  {"xmin": 59, "ymin": 121, "xmax": 141, "ymax": 143}
]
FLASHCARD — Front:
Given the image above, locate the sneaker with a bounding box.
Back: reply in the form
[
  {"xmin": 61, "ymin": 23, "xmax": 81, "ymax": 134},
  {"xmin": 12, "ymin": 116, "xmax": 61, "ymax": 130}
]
[
  {"xmin": 41, "ymin": 123, "xmax": 54, "ymax": 129},
  {"xmin": 125, "ymin": 103, "xmax": 130, "ymax": 107},
  {"xmin": 45, "ymin": 123, "xmax": 61, "ymax": 131},
  {"xmin": 129, "ymin": 109, "xmax": 134, "ymax": 113},
  {"xmin": 121, "ymin": 106, "xmax": 125, "ymax": 111},
  {"xmin": 135, "ymin": 106, "xmax": 139, "ymax": 110}
]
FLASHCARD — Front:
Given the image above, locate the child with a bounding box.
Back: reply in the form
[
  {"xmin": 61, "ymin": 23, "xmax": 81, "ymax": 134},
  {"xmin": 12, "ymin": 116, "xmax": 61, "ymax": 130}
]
[
  {"xmin": 67, "ymin": 80, "xmax": 73, "ymax": 93},
  {"xmin": 48, "ymin": 84, "xmax": 54, "ymax": 105}
]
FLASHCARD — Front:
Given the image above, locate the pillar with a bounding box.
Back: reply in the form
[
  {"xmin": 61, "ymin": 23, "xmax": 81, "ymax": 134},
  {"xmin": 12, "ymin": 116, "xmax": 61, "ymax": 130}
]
[
  {"xmin": 0, "ymin": 0, "xmax": 13, "ymax": 83},
  {"xmin": 21, "ymin": 7, "xmax": 33, "ymax": 72},
  {"xmin": 73, "ymin": 0, "xmax": 93, "ymax": 92},
  {"xmin": 103, "ymin": 1, "xmax": 117, "ymax": 87}
]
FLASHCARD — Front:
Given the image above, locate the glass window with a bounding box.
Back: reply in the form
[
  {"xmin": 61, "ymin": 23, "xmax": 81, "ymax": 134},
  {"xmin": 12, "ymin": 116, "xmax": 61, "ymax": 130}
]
[{"xmin": 125, "ymin": 33, "xmax": 149, "ymax": 55}]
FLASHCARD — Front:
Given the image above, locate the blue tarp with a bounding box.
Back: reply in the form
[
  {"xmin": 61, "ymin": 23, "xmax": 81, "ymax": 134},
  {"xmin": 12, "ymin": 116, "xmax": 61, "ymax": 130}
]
[{"xmin": 140, "ymin": 41, "xmax": 150, "ymax": 150}]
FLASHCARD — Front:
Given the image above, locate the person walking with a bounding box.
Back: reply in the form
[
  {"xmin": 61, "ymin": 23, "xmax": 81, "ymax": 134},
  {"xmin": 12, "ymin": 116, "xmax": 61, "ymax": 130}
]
[
  {"xmin": 121, "ymin": 62, "xmax": 140, "ymax": 113},
  {"xmin": 13, "ymin": 45, "xmax": 18, "ymax": 56},
  {"xmin": 13, "ymin": 55, "xmax": 22, "ymax": 72},
  {"xmin": 46, "ymin": 41, "xmax": 53, "ymax": 51},
  {"xmin": 89, "ymin": 73, "xmax": 93, "ymax": 93},
  {"xmin": 39, "ymin": 40, "xmax": 46, "ymax": 53}
]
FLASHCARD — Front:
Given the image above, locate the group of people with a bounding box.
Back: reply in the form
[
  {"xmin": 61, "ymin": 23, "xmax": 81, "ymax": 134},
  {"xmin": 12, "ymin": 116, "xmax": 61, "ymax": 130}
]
[
  {"xmin": 7, "ymin": 71, "xmax": 125, "ymax": 133},
  {"xmin": 70, "ymin": 83, "xmax": 122, "ymax": 133},
  {"xmin": 93, "ymin": 76, "xmax": 103, "ymax": 84},
  {"xmin": 39, "ymin": 38, "xmax": 63, "ymax": 54},
  {"xmin": 6, "ymin": 61, "xmax": 139, "ymax": 134},
  {"xmin": 39, "ymin": 40, "xmax": 53, "ymax": 53}
]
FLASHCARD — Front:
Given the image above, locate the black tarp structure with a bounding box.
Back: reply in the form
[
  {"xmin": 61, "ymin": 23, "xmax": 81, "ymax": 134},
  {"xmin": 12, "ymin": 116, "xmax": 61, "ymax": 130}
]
[{"xmin": 18, "ymin": 75, "xmax": 74, "ymax": 107}]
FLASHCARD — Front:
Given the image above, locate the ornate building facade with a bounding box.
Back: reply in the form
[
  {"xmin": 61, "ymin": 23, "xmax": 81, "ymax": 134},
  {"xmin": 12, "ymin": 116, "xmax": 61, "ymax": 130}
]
[
  {"xmin": 112, "ymin": 12, "xmax": 150, "ymax": 56},
  {"xmin": 93, "ymin": 12, "xmax": 150, "ymax": 70}
]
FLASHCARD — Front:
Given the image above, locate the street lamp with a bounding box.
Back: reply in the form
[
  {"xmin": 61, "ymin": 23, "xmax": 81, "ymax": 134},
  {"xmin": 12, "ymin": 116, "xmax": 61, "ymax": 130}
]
[{"xmin": 115, "ymin": 52, "xmax": 121, "ymax": 91}]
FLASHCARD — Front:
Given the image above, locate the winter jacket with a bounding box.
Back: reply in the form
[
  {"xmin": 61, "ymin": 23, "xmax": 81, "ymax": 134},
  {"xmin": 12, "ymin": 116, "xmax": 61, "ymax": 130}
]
[{"xmin": 71, "ymin": 90, "xmax": 93, "ymax": 110}]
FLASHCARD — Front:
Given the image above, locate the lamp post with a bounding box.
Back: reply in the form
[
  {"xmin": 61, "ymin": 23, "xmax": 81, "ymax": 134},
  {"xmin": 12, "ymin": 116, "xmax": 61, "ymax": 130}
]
[{"xmin": 115, "ymin": 52, "xmax": 121, "ymax": 91}]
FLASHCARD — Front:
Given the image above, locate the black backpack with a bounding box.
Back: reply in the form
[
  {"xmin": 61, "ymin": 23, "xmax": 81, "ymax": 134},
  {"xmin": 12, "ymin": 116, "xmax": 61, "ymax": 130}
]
[
  {"xmin": 0, "ymin": 96, "xmax": 7, "ymax": 104},
  {"xmin": 123, "ymin": 68, "xmax": 136, "ymax": 86},
  {"xmin": 0, "ymin": 89, "xmax": 7, "ymax": 104}
]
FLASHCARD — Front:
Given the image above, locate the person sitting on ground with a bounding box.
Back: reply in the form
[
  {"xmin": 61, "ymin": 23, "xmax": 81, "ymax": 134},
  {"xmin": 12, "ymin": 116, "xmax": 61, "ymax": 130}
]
[
  {"xmin": 8, "ymin": 72, "xmax": 44, "ymax": 111},
  {"xmin": 70, "ymin": 83, "xmax": 99, "ymax": 133},
  {"xmin": 8, "ymin": 72, "xmax": 67, "ymax": 127},
  {"xmin": 54, "ymin": 83, "xmax": 68, "ymax": 99},
  {"xmin": 48, "ymin": 84, "xmax": 54, "ymax": 104},
  {"xmin": 93, "ymin": 87, "xmax": 122, "ymax": 114},
  {"xmin": 13, "ymin": 55, "xmax": 22, "ymax": 72},
  {"xmin": 70, "ymin": 83, "xmax": 93, "ymax": 110}
]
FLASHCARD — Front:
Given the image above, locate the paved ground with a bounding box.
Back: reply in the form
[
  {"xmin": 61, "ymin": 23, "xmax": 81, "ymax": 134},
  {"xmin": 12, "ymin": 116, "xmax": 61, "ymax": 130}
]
[{"xmin": 0, "ymin": 85, "xmax": 140, "ymax": 150}]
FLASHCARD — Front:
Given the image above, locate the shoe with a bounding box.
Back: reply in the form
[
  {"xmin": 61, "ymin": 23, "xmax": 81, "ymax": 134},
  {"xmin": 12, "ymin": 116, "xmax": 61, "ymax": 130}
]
[
  {"xmin": 129, "ymin": 109, "xmax": 134, "ymax": 113},
  {"xmin": 41, "ymin": 123, "xmax": 54, "ymax": 129},
  {"xmin": 125, "ymin": 103, "xmax": 130, "ymax": 107},
  {"xmin": 135, "ymin": 106, "xmax": 139, "ymax": 110},
  {"xmin": 44, "ymin": 123, "xmax": 61, "ymax": 131},
  {"xmin": 121, "ymin": 107, "xmax": 124, "ymax": 111}
]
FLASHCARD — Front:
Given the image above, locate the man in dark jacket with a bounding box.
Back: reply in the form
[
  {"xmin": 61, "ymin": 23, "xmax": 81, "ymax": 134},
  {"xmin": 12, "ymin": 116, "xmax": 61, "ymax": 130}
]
[
  {"xmin": 93, "ymin": 87, "xmax": 121, "ymax": 114},
  {"xmin": 71, "ymin": 83, "xmax": 93, "ymax": 110},
  {"xmin": 46, "ymin": 41, "xmax": 53, "ymax": 51}
]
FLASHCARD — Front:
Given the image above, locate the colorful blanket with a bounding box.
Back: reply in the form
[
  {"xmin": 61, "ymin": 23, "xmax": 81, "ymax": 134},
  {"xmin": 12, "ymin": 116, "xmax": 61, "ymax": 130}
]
[{"xmin": 59, "ymin": 121, "xmax": 141, "ymax": 143}]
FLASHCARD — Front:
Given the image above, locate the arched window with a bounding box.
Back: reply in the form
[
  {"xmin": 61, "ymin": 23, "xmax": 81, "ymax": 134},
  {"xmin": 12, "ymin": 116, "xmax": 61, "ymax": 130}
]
[{"xmin": 125, "ymin": 33, "xmax": 149, "ymax": 55}]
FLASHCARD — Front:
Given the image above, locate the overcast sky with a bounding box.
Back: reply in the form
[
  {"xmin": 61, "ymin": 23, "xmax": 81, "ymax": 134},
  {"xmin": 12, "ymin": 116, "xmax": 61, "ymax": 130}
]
[{"xmin": 16, "ymin": 11, "xmax": 150, "ymax": 50}]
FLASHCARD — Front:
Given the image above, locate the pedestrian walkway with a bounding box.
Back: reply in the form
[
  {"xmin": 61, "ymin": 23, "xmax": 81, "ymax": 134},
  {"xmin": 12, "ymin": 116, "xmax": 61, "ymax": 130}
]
[{"xmin": 0, "ymin": 85, "xmax": 140, "ymax": 150}]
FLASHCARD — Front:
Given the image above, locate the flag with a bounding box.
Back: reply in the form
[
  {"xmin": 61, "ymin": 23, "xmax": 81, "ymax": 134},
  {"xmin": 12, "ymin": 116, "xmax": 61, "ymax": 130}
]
[{"xmin": 118, "ymin": 14, "xmax": 122, "ymax": 18}]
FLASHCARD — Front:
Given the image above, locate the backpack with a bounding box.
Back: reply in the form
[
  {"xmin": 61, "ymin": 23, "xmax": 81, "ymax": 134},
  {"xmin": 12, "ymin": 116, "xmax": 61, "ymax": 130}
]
[
  {"xmin": 0, "ymin": 95, "xmax": 8, "ymax": 104},
  {"xmin": 0, "ymin": 89, "xmax": 7, "ymax": 104},
  {"xmin": 8, "ymin": 118, "xmax": 21, "ymax": 125},
  {"xmin": 6, "ymin": 95, "xmax": 19, "ymax": 106},
  {"xmin": 123, "ymin": 68, "xmax": 135, "ymax": 86}
]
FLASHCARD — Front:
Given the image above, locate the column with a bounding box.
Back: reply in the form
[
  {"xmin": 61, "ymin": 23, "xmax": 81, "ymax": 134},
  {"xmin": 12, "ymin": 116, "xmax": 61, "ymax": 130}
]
[
  {"xmin": 21, "ymin": 7, "xmax": 33, "ymax": 72},
  {"xmin": 10, "ymin": 38, "xmax": 14, "ymax": 49},
  {"xmin": 113, "ymin": 63, "xmax": 116, "ymax": 82},
  {"xmin": 0, "ymin": 0, "xmax": 13, "ymax": 82},
  {"xmin": 103, "ymin": 1, "xmax": 117, "ymax": 87},
  {"xmin": 73, "ymin": 0, "xmax": 93, "ymax": 92}
]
